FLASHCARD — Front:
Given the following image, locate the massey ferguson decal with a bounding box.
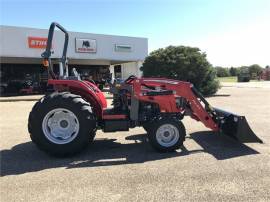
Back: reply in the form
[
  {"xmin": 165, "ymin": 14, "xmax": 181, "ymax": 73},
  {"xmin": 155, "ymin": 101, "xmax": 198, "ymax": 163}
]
[
  {"xmin": 28, "ymin": 37, "xmax": 48, "ymax": 48},
  {"xmin": 75, "ymin": 38, "xmax": 96, "ymax": 53}
]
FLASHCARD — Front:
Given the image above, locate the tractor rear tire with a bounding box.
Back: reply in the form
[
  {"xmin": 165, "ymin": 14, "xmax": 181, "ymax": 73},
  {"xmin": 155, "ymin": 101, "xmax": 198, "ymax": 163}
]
[
  {"xmin": 148, "ymin": 119, "xmax": 186, "ymax": 152},
  {"xmin": 28, "ymin": 92, "xmax": 96, "ymax": 156}
]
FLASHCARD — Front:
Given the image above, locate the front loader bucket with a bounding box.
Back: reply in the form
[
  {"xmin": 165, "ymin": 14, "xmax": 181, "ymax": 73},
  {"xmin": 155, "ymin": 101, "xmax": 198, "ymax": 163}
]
[{"xmin": 214, "ymin": 108, "xmax": 263, "ymax": 143}]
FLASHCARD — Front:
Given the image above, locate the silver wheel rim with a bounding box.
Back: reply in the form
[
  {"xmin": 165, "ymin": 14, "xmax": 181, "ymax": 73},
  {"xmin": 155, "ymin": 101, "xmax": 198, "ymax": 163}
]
[
  {"xmin": 156, "ymin": 124, "xmax": 179, "ymax": 147},
  {"xmin": 42, "ymin": 108, "xmax": 80, "ymax": 144}
]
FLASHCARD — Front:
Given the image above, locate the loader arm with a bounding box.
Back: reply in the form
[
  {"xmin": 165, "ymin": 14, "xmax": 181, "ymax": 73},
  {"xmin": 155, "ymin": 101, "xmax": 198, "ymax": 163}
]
[
  {"xmin": 133, "ymin": 78, "xmax": 219, "ymax": 131},
  {"xmin": 132, "ymin": 78, "xmax": 262, "ymax": 143}
]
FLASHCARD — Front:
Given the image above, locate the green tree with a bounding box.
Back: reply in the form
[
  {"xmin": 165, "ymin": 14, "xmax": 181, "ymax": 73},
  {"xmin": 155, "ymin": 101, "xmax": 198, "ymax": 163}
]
[
  {"xmin": 215, "ymin": 66, "xmax": 230, "ymax": 77},
  {"xmin": 229, "ymin": 67, "xmax": 239, "ymax": 76},
  {"xmin": 140, "ymin": 46, "xmax": 220, "ymax": 95},
  {"xmin": 248, "ymin": 64, "xmax": 262, "ymax": 78}
]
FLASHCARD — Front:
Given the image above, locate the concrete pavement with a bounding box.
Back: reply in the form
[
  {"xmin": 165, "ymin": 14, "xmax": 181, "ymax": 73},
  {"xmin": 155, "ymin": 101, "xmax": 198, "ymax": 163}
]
[{"xmin": 1, "ymin": 84, "xmax": 269, "ymax": 201}]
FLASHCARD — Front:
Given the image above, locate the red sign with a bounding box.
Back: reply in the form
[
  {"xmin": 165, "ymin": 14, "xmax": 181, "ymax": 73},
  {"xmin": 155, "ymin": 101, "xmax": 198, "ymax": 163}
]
[{"xmin": 28, "ymin": 37, "xmax": 48, "ymax": 49}]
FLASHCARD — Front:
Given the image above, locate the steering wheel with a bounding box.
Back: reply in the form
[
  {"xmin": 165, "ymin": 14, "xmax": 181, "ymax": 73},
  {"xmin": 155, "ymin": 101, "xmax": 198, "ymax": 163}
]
[{"xmin": 124, "ymin": 75, "xmax": 137, "ymax": 84}]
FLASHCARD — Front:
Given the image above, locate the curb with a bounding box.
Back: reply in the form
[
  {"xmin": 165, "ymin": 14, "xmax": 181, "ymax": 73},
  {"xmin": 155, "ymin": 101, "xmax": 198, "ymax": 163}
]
[{"xmin": 0, "ymin": 98, "xmax": 41, "ymax": 102}]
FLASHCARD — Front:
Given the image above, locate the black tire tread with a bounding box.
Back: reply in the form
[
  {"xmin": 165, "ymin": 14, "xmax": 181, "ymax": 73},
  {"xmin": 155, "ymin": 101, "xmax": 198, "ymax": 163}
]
[
  {"xmin": 28, "ymin": 92, "xmax": 96, "ymax": 156},
  {"xmin": 148, "ymin": 119, "xmax": 186, "ymax": 152}
]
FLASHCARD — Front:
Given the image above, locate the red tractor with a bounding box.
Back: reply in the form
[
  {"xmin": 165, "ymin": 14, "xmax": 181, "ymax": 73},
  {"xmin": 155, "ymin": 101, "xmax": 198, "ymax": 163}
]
[{"xmin": 28, "ymin": 23, "xmax": 262, "ymax": 156}]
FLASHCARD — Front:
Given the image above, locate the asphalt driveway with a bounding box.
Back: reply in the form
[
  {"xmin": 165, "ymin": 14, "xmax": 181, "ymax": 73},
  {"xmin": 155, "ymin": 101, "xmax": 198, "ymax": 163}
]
[{"xmin": 1, "ymin": 83, "xmax": 269, "ymax": 201}]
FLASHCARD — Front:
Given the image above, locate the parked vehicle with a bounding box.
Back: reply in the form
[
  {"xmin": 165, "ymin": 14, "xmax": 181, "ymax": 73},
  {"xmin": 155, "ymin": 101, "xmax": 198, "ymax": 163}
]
[
  {"xmin": 237, "ymin": 67, "xmax": 250, "ymax": 82},
  {"xmin": 28, "ymin": 22, "xmax": 262, "ymax": 156}
]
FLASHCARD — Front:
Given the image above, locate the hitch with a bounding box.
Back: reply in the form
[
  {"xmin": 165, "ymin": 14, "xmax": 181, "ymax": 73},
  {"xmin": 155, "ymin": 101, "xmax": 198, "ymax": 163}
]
[{"xmin": 214, "ymin": 108, "xmax": 263, "ymax": 143}]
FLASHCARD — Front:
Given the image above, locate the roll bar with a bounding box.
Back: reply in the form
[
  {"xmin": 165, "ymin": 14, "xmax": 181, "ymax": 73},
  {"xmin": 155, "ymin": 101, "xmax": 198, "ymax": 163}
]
[{"xmin": 41, "ymin": 22, "xmax": 69, "ymax": 79}]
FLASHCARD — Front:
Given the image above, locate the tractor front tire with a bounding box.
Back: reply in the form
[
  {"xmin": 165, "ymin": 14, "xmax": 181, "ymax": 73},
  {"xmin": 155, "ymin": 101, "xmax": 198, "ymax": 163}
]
[
  {"xmin": 148, "ymin": 119, "xmax": 186, "ymax": 152},
  {"xmin": 28, "ymin": 92, "xmax": 96, "ymax": 156}
]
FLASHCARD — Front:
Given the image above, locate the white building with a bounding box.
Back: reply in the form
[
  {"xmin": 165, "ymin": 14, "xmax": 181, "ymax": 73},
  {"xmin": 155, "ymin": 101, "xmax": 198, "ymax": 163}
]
[{"xmin": 0, "ymin": 25, "xmax": 148, "ymax": 93}]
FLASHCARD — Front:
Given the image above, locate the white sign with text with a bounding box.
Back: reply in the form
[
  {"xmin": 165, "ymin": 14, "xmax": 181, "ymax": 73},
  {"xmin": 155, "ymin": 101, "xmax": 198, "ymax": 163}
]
[{"xmin": 75, "ymin": 38, "xmax": 96, "ymax": 53}]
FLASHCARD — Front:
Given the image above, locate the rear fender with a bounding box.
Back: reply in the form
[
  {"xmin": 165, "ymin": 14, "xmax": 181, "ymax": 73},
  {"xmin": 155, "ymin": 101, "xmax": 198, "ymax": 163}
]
[
  {"xmin": 83, "ymin": 81, "xmax": 107, "ymax": 109},
  {"xmin": 48, "ymin": 79, "xmax": 107, "ymax": 119}
]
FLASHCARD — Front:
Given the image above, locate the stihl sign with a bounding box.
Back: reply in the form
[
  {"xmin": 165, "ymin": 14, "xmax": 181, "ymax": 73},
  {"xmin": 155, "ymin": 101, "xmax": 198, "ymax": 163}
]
[{"xmin": 28, "ymin": 37, "xmax": 48, "ymax": 49}]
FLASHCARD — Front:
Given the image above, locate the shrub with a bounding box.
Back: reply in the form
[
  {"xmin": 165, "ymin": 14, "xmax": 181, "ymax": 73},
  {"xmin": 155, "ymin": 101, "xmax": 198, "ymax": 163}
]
[
  {"xmin": 216, "ymin": 66, "xmax": 230, "ymax": 77},
  {"xmin": 140, "ymin": 46, "xmax": 220, "ymax": 95}
]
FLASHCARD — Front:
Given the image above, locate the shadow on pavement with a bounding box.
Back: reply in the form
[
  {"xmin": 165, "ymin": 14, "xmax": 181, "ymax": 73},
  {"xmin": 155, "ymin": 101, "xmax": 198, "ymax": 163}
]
[
  {"xmin": 190, "ymin": 131, "xmax": 259, "ymax": 160},
  {"xmin": 1, "ymin": 134, "xmax": 192, "ymax": 176},
  {"xmin": 1, "ymin": 132, "xmax": 259, "ymax": 176}
]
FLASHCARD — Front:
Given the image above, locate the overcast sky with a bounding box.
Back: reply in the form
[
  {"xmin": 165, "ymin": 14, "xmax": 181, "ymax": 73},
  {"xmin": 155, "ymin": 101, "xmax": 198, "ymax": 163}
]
[{"xmin": 0, "ymin": 0, "xmax": 269, "ymax": 67}]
